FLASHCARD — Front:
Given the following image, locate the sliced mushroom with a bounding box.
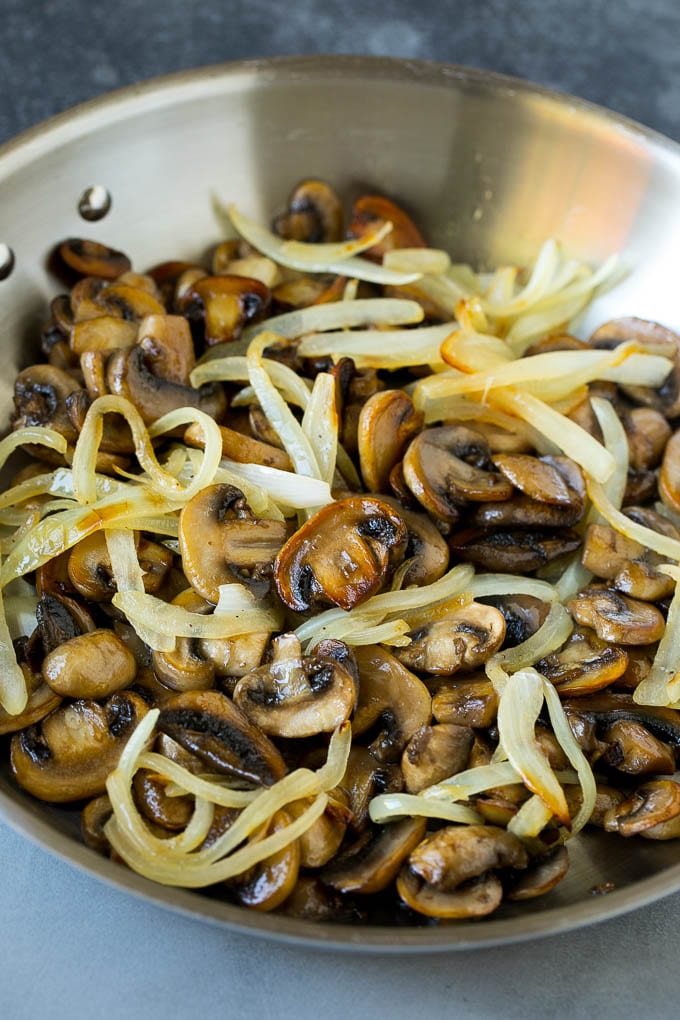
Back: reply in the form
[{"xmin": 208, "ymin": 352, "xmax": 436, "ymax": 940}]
[
  {"xmin": 179, "ymin": 484, "xmax": 287, "ymax": 602},
  {"xmin": 624, "ymin": 408, "xmax": 672, "ymax": 471},
  {"xmin": 484, "ymin": 594, "xmax": 549, "ymax": 648},
  {"xmin": 198, "ymin": 631, "xmax": 270, "ymax": 682},
  {"xmin": 567, "ymin": 588, "xmax": 665, "ymax": 645},
  {"xmin": 42, "ymin": 628, "xmax": 137, "ymax": 699},
  {"xmin": 397, "ymin": 824, "xmax": 527, "ymax": 919},
  {"xmin": 348, "ymin": 194, "xmax": 426, "ymax": 259},
  {"xmin": 151, "ymin": 590, "xmax": 215, "ymax": 693},
  {"xmin": 352, "ymin": 645, "xmax": 431, "ymax": 763},
  {"xmin": 68, "ymin": 532, "xmax": 173, "ymax": 601},
  {"xmin": 561, "ymin": 692, "xmax": 680, "ymax": 751},
  {"xmin": 274, "ymin": 179, "xmax": 343, "ymax": 243},
  {"xmin": 469, "ymin": 494, "xmax": 584, "ymax": 529},
  {"xmin": 70, "ymin": 315, "xmax": 138, "ymax": 353},
  {"xmin": 396, "ymin": 603, "xmax": 506, "ymax": 676},
  {"xmin": 581, "ymin": 524, "xmax": 674, "ymax": 602},
  {"xmin": 659, "ymin": 430, "xmax": 680, "ymax": 514},
  {"xmin": 403, "ymin": 426, "xmax": 513, "ymax": 521},
  {"xmin": 432, "ymin": 676, "xmax": 499, "ymax": 728},
  {"xmin": 321, "ymin": 817, "xmax": 426, "ymax": 894},
  {"xmin": 66, "ymin": 388, "xmax": 136, "ymax": 454},
  {"xmin": 451, "ymin": 527, "xmax": 581, "ymax": 573},
  {"xmin": 337, "ymin": 747, "xmax": 404, "ymax": 833},
  {"xmin": 506, "ymin": 845, "xmax": 569, "ymax": 901},
  {"xmin": 600, "ymin": 719, "xmax": 675, "ymax": 775},
  {"xmin": 286, "ymin": 789, "xmax": 351, "ymax": 868},
  {"xmin": 106, "ymin": 344, "xmax": 226, "ymax": 425},
  {"xmin": 233, "ymin": 633, "xmax": 357, "ymax": 738},
  {"xmin": 81, "ymin": 794, "xmax": 114, "ymax": 854},
  {"xmin": 33, "ymin": 591, "xmax": 96, "ymax": 655},
  {"xmin": 137, "ymin": 314, "xmax": 196, "ymax": 384},
  {"xmin": 357, "ymin": 390, "xmax": 423, "ymax": 493},
  {"xmin": 10, "ymin": 691, "xmax": 148, "ymax": 802},
  {"xmin": 377, "ymin": 496, "xmax": 449, "ymax": 586},
  {"xmin": 537, "ymin": 628, "xmax": 629, "ymax": 698},
  {"xmin": 401, "ymin": 723, "xmax": 474, "ymax": 793},
  {"xmin": 73, "ymin": 283, "xmax": 165, "ymax": 324},
  {"xmin": 157, "ymin": 690, "xmax": 287, "ymax": 786},
  {"xmin": 282, "ymin": 877, "xmax": 354, "ymax": 922},
  {"xmin": 185, "ymin": 275, "xmax": 270, "ymax": 345},
  {"xmin": 0, "ymin": 658, "xmax": 61, "ymax": 737},
  {"xmin": 590, "ymin": 317, "xmax": 680, "ymax": 418},
  {"xmin": 231, "ymin": 808, "xmax": 300, "ymax": 911},
  {"xmin": 604, "ymin": 780, "xmax": 680, "ymax": 838},
  {"xmin": 13, "ymin": 364, "xmax": 81, "ymax": 448},
  {"xmin": 274, "ymin": 497, "xmax": 407, "ymax": 612},
  {"xmin": 133, "ymin": 769, "xmax": 194, "ymax": 831},
  {"xmin": 184, "ymin": 420, "xmax": 292, "ymax": 471},
  {"xmin": 56, "ymin": 238, "xmax": 132, "ymax": 280},
  {"xmin": 565, "ymin": 782, "xmax": 625, "ymax": 828}
]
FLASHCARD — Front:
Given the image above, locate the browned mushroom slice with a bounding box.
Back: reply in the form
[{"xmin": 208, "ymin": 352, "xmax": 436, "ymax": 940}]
[
  {"xmin": 567, "ymin": 588, "xmax": 665, "ymax": 645},
  {"xmin": 321, "ymin": 817, "xmax": 426, "ymax": 894},
  {"xmin": 348, "ymin": 194, "xmax": 426, "ymax": 260},
  {"xmin": 506, "ymin": 845, "xmax": 569, "ymax": 901},
  {"xmin": 12, "ymin": 364, "xmax": 81, "ymax": 448},
  {"xmin": 273, "ymin": 179, "xmax": 344, "ymax": 243},
  {"xmin": 352, "ymin": 646, "xmax": 431, "ymax": 763},
  {"xmin": 338, "ymin": 747, "xmax": 404, "ymax": 833},
  {"xmin": 403, "ymin": 426, "xmax": 513, "ymax": 522},
  {"xmin": 231, "ymin": 808, "xmax": 300, "ymax": 911},
  {"xmin": 70, "ymin": 316, "xmax": 138, "ymax": 353},
  {"xmin": 397, "ymin": 824, "xmax": 527, "ymax": 919},
  {"xmin": 432, "ymin": 676, "xmax": 499, "ymax": 728},
  {"xmin": 198, "ymin": 631, "xmax": 270, "ymax": 681},
  {"xmin": 469, "ymin": 494, "xmax": 584, "ymax": 529},
  {"xmin": 179, "ymin": 484, "xmax": 287, "ymax": 603},
  {"xmin": 186, "ymin": 275, "xmax": 270, "ymax": 345},
  {"xmin": 233, "ymin": 633, "xmax": 356, "ymax": 738},
  {"xmin": 151, "ymin": 590, "xmax": 215, "ymax": 692},
  {"xmin": 624, "ymin": 468, "xmax": 657, "ymax": 505},
  {"xmin": 137, "ymin": 314, "xmax": 196, "ymax": 384},
  {"xmin": 601, "ymin": 720, "xmax": 675, "ymax": 775},
  {"xmin": 274, "ymin": 497, "xmax": 407, "ymax": 612},
  {"xmin": 624, "ymin": 408, "xmax": 672, "ymax": 470},
  {"xmin": 604, "ymin": 780, "xmax": 680, "ymax": 838},
  {"xmin": 80, "ymin": 350, "xmax": 110, "ymax": 400},
  {"xmin": 561, "ymin": 692, "xmax": 680, "ymax": 751},
  {"xmin": 401, "ymin": 724, "xmax": 474, "ymax": 794},
  {"xmin": 357, "ymin": 390, "xmax": 424, "ymax": 493},
  {"xmin": 106, "ymin": 344, "xmax": 226, "ymax": 425},
  {"xmin": 537, "ymin": 629, "xmax": 629, "ymax": 697},
  {"xmin": 66, "ymin": 389, "xmax": 136, "ymax": 454},
  {"xmin": 33, "ymin": 591, "xmax": 96, "ymax": 654},
  {"xmin": 68, "ymin": 532, "xmax": 173, "ymax": 601},
  {"xmin": 377, "ymin": 496, "xmax": 449, "ymax": 586},
  {"xmin": 492, "ymin": 454, "xmax": 581, "ymax": 506},
  {"xmin": 146, "ymin": 260, "xmax": 205, "ymax": 307},
  {"xmin": 157, "ymin": 690, "xmax": 286, "ymax": 786},
  {"xmin": 484, "ymin": 594, "xmax": 549, "ymax": 647},
  {"xmin": 398, "ymin": 866, "xmax": 503, "ymax": 919},
  {"xmin": 42, "ymin": 629, "xmax": 137, "ymax": 699},
  {"xmin": 282, "ymin": 877, "xmax": 354, "ymax": 922},
  {"xmin": 184, "ymin": 421, "xmax": 292, "ymax": 471},
  {"xmin": 57, "ymin": 238, "xmax": 132, "ymax": 280},
  {"xmin": 450, "ymin": 527, "xmax": 581, "ymax": 573},
  {"xmin": 395, "ymin": 603, "xmax": 506, "ymax": 676},
  {"xmin": 81, "ymin": 794, "xmax": 115, "ymax": 854},
  {"xmin": 74, "ymin": 283, "xmax": 165, "ymax": 324},
  {"xmin": 659, "ymin": 430, "xmax": 680, "ymax": 514},
  {"xmin": 565, "ymin": 783, "xmax": 625, "ymax": 828},
  {"xmin": 581, "ymin": 524, "xmax": 675, "ymax": 602},
  {"xmin": 10, "ymin": 691, "xmax": 148, "ymax": 802},
  {"xmin": 0, "ymin": 664, "xmax": 62, "ymax": 737},
  {"xmin": 590, "ymin": 317, "xmax": 680, "ymax": 418},
  {"xmin": 133, "ymin": 769, "xmax": 193, "ymax": 831},
  {"xmin": 286, "ymin": 789, "xmax": 351, "ymax": 868}
]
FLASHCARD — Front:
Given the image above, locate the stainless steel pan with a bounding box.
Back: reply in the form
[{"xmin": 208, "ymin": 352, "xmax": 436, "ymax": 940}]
[{"xmin": 1, "ymin": 56, "xmax": 679, "ymax": 950}]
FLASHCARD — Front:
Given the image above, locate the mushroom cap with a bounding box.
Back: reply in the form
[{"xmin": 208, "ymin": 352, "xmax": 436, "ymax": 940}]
[
  {"xmin": 396, "ymin": 603, "xmax": 506, "ymax": 676},
  {"xmin": 274, "ymin": 497, "xmax": 407, "ymax": 612},
  {"xmin": 397, "ymin": 867, "xmax": 504, "ymax": 920},
  {"xmin": 408, "ymin": 824, "xmax": 527, "ymax": 893},
  {"xmin": 352, "ymin": 645, "xmax": 432, "ymax": 762},
  {"xmin": 42, "ymin": 628, "xmax": 137, "ymax": 699},
  {"xmin": 321, "ymin": 817, "xmax": 426, "ymax": 895}
]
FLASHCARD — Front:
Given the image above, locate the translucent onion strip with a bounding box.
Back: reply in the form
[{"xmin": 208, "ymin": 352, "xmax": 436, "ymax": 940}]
[
  {"xmin": 369, "ymin": 793, "xmax": 482, "ymax": 825},
  {"xmin": 588, "ymin": 481, "xmax": 680, "ymax": 561},
  {"xmin": 633, "ymin": 565, "xmax": 680, "ymax": 706},
  {"xmin": 0, "ymin": 550, "xmax": 28, "ymax": 714},
  {"xmin": 467, "ymin": 574, "xmax": 558, "ymax": 604},
  {"xmin": 228, "ymin": 204, "xmax": 421, "ymax": 285},
  {"xmin": 423, "ymin": 761, "xmax": 523, "ymax": 801},
  {"xmin": 137, "ymin": 752, "xmax": 258, "ymax": 809},
  {"xmin": 301, "ymin": 373, "xmax": 338, "ymax": 488},
  {"xmin": 507, "ymin": 795, "xmax": 554, "ymax": 840},
  {"xmin": 383, "ymin": 248, "xmax": 451, "ymax": 274},
  {"xmin": 216, "ymin": 460, "xmax": 331, "ymax": 511},
  {"xmin": 297, "ymin": 322, "xmax": 457, "ymax": 369},
  {"xmin": 497, "ymin": 667, "xmax": 570, "ymax": 825},
  {"xmin": 246, "ymin": 333, "xmax": 323, "ymax": 480},
  {"xmin": 242, "ymin": 297, "xmax": 424, "ymax": 342},
  {"xmin": 486, "ymin": 603, "xmax": 573, "ymax": 694},
  {"xmin": 0, "ymin": 426, "xmax": 67, "ymax": 468},
  {"xmin": 542, "ymin": 677, "xmax": 597, "ymax": 834},
  {"xmin": 591, "ymin": 396, "xmax": 629, "ymax": 509},
  {"xmin": 191, "ymin": 355, "xmax": 312, "ymax": 409}
]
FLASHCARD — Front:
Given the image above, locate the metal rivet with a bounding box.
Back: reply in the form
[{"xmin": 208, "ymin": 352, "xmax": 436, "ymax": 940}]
[
  {"xmin": 78, "ymin": 185, "xmax": 112, "ymax": 222},
  {"xmin": 0, "ymin": 243, "xmax": 15, "ymax": 280}
]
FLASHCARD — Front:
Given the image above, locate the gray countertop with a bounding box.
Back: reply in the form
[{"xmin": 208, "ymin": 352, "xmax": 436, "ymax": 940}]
[{"xmin": 1, "ymin": 2, "xmax": 679, "ymax": 1017}]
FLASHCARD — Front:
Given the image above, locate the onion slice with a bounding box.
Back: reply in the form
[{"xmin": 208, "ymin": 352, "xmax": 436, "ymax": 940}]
[{"xmin": 242, "ymin": 297, "xmax": 424, "ymax": 342}]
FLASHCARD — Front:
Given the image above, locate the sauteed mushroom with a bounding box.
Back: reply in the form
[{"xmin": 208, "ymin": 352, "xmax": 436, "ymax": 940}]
[
  {"xmin": 395, "ymin": 603, "xmax": 506, "ymax": 675},
  {"xmin": 600, "ymin": 720, "xmax": 675, "ymax": 775},
  {"xmin": 231, "ymin": 808, "xmax": 300, "ymax": 911},
  {"xmin": 568, "ymin": 588, "xmax": 665, "ymax": 645},
  {"xmin": 157, "ymin": 690, "xmax": 287, "ymax": 787},
  {"xmin": 233, "ymin": 633, "xmax": 357, "ymax": 738},
  {"xmin": 42, "ymin": 629, "xmax": 137, "ymax": 699},
  {"xmin": 403, "ymin": 426, "xmax": 513, "ymax": 521},
  {"xmin": 581, "ymin": 524, "xmax": 674, "ymax": 602},
  {"xmin": 68, "ymin": 532, "xmax": 172, "ymax": 601},
  {"xmin": 185, "ymin": 275, "xmax": 270, "ymax": 345},
  {"xmin": 348, "ymin": 194, "xmax": 426, "ymax": 258},
  {"xmin": 357, "ymin": 390, "xmax": 423, "ymax": 493},
  {"xmin": 432, "ymin": 676, "xmax": 499, "ymax": 729},
  {"xmin": 322, "ymin": 817, "xmax": 426, "ymax": 895},
  {"xmin": 179, "ymin": 483, "xmax": 287, "ymax": 602},
  {"xmin": 397, "ymin": 825, "xmax": 527, "ymax": 919},
  {"xmin": 537, "ymin": 629, "xmax": 629, "ymax": 698},
  {"xmin": 274, "ymin": 179, "xmax": 343, "ymax": 243},
  {"xmin": 56, "ymin": 238, "xmax": 132, "ymax": 280},
  {"xmin": 401, "ymin": 724, "xmax": 474, "ymax": 793},
  {"xmin": 274, "ymin": 497, "xmax": 407, "ymax": 612},
  {"xmin": 11, "ymin": 691, "xmax": 148, "ymax": 802},
  {"xmin": 451, "ymin": 527, "xmax": 582, "ymax": 573},
  {"xmin": 604, "ymin": 780, "xmax": 680, "ymax": 838},
  {"xmin": 352, "ymin": 646, "xmax": 431, "ymax": 762},
  {"xmin": 13, "ymin": 364, "xmax": 81, "ymax": 447}
]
